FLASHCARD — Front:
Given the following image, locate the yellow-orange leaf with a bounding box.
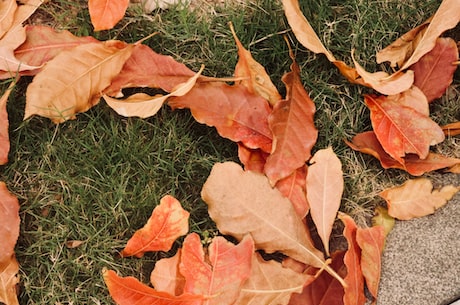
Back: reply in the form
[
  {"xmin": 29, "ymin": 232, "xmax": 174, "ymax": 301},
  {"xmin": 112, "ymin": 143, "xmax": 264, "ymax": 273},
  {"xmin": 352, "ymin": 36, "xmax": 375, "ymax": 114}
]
[
  {"xmin": 25, "ymin": 40, "xmax": 134, "ymax": 123},
  {"xmin": 0, "ymin": 258, "xmax": 19, "ymax": 305},
  {"xmin": 121, "ymin": 195, "xmax": 189, "ymax": 258},
  {"xmin": 379, "ymin": 178, "xmax": 459, "ymax": 220},
  {"xmin": 150, "ymin": 250, "xmax": 185, "ymax": 296},
  {"xmin": 307, "ymin": 147, "xmax": 343, "ymax": 257},
  {"xmin": 442, "ymin": 121, "xmax": 460, "ymax": 136},
  {"xmin": 103, "ymin": 65, "xmax": 203, "ymax": 118},
  {"xmin": 88, "ymin": 0, "xmax": 129, "ymax": 31},
  {"xmin": 371, "ymin": 206, "xmax": 394, "ymax": 240}
]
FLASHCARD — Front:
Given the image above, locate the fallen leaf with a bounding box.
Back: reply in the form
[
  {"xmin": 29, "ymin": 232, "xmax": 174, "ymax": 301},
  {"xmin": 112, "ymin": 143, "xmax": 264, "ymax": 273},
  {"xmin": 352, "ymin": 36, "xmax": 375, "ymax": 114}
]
[
  {"xmin": 364, "ymin": 92, "xmax": 444, "ymax": 163},
  {"xmin": 229, "ymin": 22, "xmax": 281, "ymax": 106},
  {"xmin": 25, "ymin": 40, "xmax": 134, "ymax": 123},
  {"xmin": 11, "ymin": 0, "xmax": 43, "ymax": 28},
  {"xmin": 237, "ymin": 143, "xmax": 268, "ymax": 173},
  {"xmin": 235, "ymin": 252, "xmax": 311, "ymax": 305},
  {"xmin": 0, "ymin": 0, "xmax": 16, "ymax": 39},
  {"xmin": 356, "ymin": 226, "xmax": 385, "ymax": 303},
  {"xmin": 103, "ymin": 269, "xmax": 204, "ymax": 305},
  {"xmin": 105, "ymin": 44, "xmax": 196, "ymax": 97},
  {"xmin": 169, "ymin": 82, "xmax": 273, "ymax": 153},
  {"xmin": 104, "ymin": 65, "xmax": 203, "ymax": 118},
  {"xmin": 448, "ymin": 163, "xmax": 460, "ymax": 173},
  {"xmin": 410, "ymin": 37, "xmax": 458, "ymax": 102},
  {"xmin": 180, "ymin": 233, "xmax": 254, "ymax": 305},
  {"xmin": 150, "ymin": 250, "xmax": 185, "ymax": 296},
  {"xmin": 442, "ymin": 121, "xmax": 460, "ymax": 136},
  {"xmin": 264, "ymin": 49, "xmax": 317, "ymax": 185},
  {"xmin": 338, "ymin": 213, "xmax": 366, "ymax": 305},
  {"xmin": 307, "ymin": 147, "xmax": 343, "ymax": 256},
  {"xmin": 121, "ymin": 195, "xmax": 189, "ymax": 258},
  {"xmin": 88, "ymin": 0, "xmax": 129, "ymax": 31},
  {"xmin": 275, "ymin": 166, "xmax": 309, "ymax": 218},
  {"xmin": 65, "ymin": 240, "xmax": 84, "ymax": 249},
  {"xmin": 0, "ymin": 258, "xmax": 19, "ymax": 305},
  {"xmin": 371, "ymin": 206, "xmax": 394, "ymax": 239},
  {"xmin": 201, "ymin": 162, "xmax": 346, "ymax": 286},
  {"xmin": 0, "ymin": 81, "xmax": 15, "ymax": 165},
  {"xmin": 140, "ymin": 0, "xmax": 181, "ymax": 12},
  {"xmin": 379, "ymin": 178, "xmax": 460, "ymax": 220}
]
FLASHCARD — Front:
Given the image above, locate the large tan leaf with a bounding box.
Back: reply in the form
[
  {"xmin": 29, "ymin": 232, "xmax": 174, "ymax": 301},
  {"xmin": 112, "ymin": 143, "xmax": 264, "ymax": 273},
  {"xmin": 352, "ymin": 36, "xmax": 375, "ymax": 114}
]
[
  {"xmin": 25, "ymin": 40, "xmax": 134, "ymax": 123},
  {"xmin": 235, "ymin": 252, "xmax": 311, "ymax": 305},
  {"xmin": 0, "ymin": 0, "xmax": 16, "ymax": 39},
  {"xmin": 307, "ymin": 147, "xmax": 343, "ymax": 257},
  {"xmin": 0, "ymin": 81, "xmax": 15, "ymax": 165},
  {"xmin": 88, "ymin": 0, "xmax": 129, "ymax": 31},
  {"xmin": 201, "ymin": 162, "xmax": 346, "ymax": 286},
  {"xmin": 103, "ymin": 65, "xmax": 203, "ymax": 118},
  {"xmin": 264, "ymin": 50, "xmax": 317, "ymax": 185},
  {"xmin": 379, "ymin": 178, "xmax": 459, "ymax": 220}
]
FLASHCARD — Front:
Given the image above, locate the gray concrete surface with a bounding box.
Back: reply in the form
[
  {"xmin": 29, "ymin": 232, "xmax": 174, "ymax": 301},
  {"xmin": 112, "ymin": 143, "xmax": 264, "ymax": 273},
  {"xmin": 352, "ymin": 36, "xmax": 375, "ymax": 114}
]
[{"xmin": 377, "ymin": 174, "xmax": 460, "ymax": 305}]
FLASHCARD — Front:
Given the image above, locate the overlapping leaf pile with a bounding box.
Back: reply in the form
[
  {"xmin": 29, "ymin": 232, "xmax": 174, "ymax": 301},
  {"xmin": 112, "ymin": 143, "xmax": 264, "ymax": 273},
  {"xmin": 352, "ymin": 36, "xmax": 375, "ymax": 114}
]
[{"xmin": 0, "ymin": 0, "xmax": 459, "ymax": 304}]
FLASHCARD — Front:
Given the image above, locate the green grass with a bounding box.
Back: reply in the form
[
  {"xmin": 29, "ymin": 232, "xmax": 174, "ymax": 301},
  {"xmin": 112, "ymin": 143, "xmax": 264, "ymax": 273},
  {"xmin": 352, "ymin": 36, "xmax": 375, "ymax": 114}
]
[{"xmin": 1, "ymin": 0, "xmax": 458, "ymax": 303}]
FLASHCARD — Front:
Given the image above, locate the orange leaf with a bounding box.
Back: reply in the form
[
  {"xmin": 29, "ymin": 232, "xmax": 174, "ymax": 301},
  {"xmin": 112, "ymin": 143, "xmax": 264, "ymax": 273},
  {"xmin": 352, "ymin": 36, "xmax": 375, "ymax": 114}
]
[
  {"xmin": 229, "ymin": 22, "xmax": 281, "ymax": 106},
  {"xmin": 275, "ymin": 166, "xmax": 309, "ymax": 218},
  {"xmin": 104, "ymin": 44, "xmax": 196, "ymax": 97},
  {"xmin": 307, "ymin": 147, "xmax": 343, "ymax": 256},
  {"xmin": 201, "ymin": 162, "xmax": 346, "ymax": 286},
  {"xmin": 169, "ymin": 82, "xmax": 273, "ymax": 153},
  {"xmin": 25, "ymin": 40, "xmax": 134, "ymax": 123},
  {"xmin": 345, "ymin": 131, "xmax": 460, "ymax": 175},
  {"xmin": 264, "ymin": 50, "xmax": 317, "ymax": 185},
  {"xmin": 379, "ymin": 178, "xmax": 459, "ymax": 220},
  {"xmin": 338, "ymin": 213, "xmax": 366, "ymax": 305},
  {"xmin": 0, "ymin": 258, "xmax": 19, "ymax": 305},
  {"xmin": 237, "ymin": 143, "xmax": 268, "ymax": 173},
  {"xmin": 410, "ymin": 37, "xmax": 458, "ymax": 102},
  {"xmin": 121, "ymin": 195, "xmax": 189, "ymax": 258},
  {"xmin": 364, "ymin": 91, "xmax": 444, "ymax": 163},
  {"xmin": 0, "ymin": 0, "xmax": 16, "ymax": 39},
  {"xmin": 356, "ymin": 226, "xmax": 385, "ymax": 302},
  {"xmin": 103, "ymin": 269, "xmax": 204, "ymax": 305},
  {"xmin": 180, "ymin": 233, "xmax": 254, "ymax": 305},
  {"xmin": 0, "ymin": 81, "xmax": 15, "ymax": 165},
  {"xmin": 442, "ymin": 121, "xmax": 460, "ymax": 136},
  {"xmin": 88, "ymin": 0, "xmax": 129, "ymax": 31},
  {"xmin": 235, "ymin": 252, "xmax": 311, "ymax": 305},
  {"xmin": 150, "ymin": 249, "xmax": 185, "ymax": 296},
  {"xmin": 288, "ymin": 251, "xmax": 346, "ymax": 305}
]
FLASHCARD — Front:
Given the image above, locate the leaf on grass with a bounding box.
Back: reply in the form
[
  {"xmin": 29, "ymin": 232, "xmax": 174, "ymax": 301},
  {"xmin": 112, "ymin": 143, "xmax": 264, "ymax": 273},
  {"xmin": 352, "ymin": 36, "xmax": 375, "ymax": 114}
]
[
  {"xmin": 150, "ymin": 250, "xmax": 185, "ymax": 296},
  {"xmin": 237, "ymin": 143, "xmax": 268, "ymax": 173},
  {"xmin": 356, "ymin": 226, "xmax": 385, "ymax": 302},
  {"xmin": 288, "ymin": 251, "xmax": 346, "ymax": 305},
  {"xmin": 410, "ymin": 37, "xmax": 458, "ymax": 102},
  {"xmin": 307, "ymin": 147, "xmax": 343, "ymax": 257},
  {"xmin": 345, "ymin": 131, "xmax": 460, "ymax": 175},
  {"xmin": 104, "ymin": 65, "xmax": 203, "ymax": 118},
  {"xmin": 235, "ymin": 252, "xmax": 311, "ymax": 305},
  {"xmin": 25, "ymin": 40, "xmax": 134, "ymax": 123},
  {"xmin": 0, "ymin": 81, "xmax": 15, "ymax": 165},
  {"xmin": 201, "ymin": 161, "xmax": 326, "ymax": 269},
  {"xmin": 0, "ymin": 0, "xmax": 16, "ymax": 39},
  {"xmin": 0, "ymin": 257, "xmax": 19, "ymax": 305},
  {"xmin": 103, "ymin": 269, "xmax": 204, "ymax": 305},
  {"xmin": 180, "ymin": 233, "xmax": 254, "ymax": 305},
  {"xmin": 121, "ymin": 195, "xmax": 189, "ymax": 258},
  {"xmin": 364, "ymin": 92, "xmax": 444, "ymax": 163},
  {"xmin": 275, "ymin": 166, "xmax": 309, "ymax": 219},
  {"xmin": 338, "ymin": 213, "xmax": 366, "ymax": 305},
  {"xmin": 442, "ymin": 121, "xmax": 460, "ymax": 136},
  {"xmin": 371, "ymin": 206, "xmax": 394, "ymax": 239},
  {"xmin": 169, "ymin": 82, "xmax": 273, "ymax": 153},
  {"xmin": 105, "ymin": 44, "xmax": 196, "ymax": 97},
  {"xmin": 88, "ymin": 0, "xmax": 129, "ymax": 31},
  {"xmin": 11, "ymin": 0, "xmax": 43, "ymax": 29},
  {"xmin": 264, "ymin": 50, "xmax": 317, "ymax": 185},
  {"xmin": 229, "ymin": 22, "xmax": 281, "ymax": 106},
  {"xmin": 379, "ymin": 178, "xmax": 460, "ymax": 220}
]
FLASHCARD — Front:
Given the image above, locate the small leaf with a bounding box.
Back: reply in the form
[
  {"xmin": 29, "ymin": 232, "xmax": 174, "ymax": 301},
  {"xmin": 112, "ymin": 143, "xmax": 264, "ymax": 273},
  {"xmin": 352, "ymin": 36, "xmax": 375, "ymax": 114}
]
[
  {"xmin": 0, "ymin": 81, "xmax": 15, "ymax": 165},
  {"xmin": 442, "ymin": 121, "xmax": 460, "ymax": 136},
  {"xmin": 121, "ymin": 195, "xmax": 189, "ymax": 258},
  {"xmin": 150, "ymin": 249, "xmax": 185, "ymax": 296},
  {"xmin": 65, "ymin": 240, "xmax": 84, "ymax": 249},
  {"xmin": 88, "ymin": 0, "xmax": 129, "ymax": 31},
  {"xmin": 371, "ymin": 206, "xmax": 394, "ymax": 239},
  {"xmin": 237, "ymin": 143, "xmax": 268, "ymax": 173},
  {"xmin": 379, "ymin": 178, "xmax": 459, "ymax": 220},
  {"xmin": 307, "ymin": 147, "xmax": 343, "ymax": 256}
]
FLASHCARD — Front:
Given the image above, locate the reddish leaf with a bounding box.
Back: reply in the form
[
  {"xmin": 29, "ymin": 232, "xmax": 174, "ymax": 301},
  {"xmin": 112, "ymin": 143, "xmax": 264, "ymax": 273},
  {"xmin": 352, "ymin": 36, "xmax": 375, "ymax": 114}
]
[
  {"xmin": 275, "ymin": 166, "xmax": 309, "ymax": 218},
  {"xmin": 356, "ymin": 226, "xmax": 385, "ymax": 302},
  {"xmin": 345, "ymin": 131, "xmax": 460, "ymax": 175},
  {"xmin": 411, "ymin": 37, "xmax": 458, "ymax": 102},
  {"xmin": 288, "ymin": 251, "xmax": 346, "ymax": 305},
  {"xmin": 169, "ymin": 82, "xmax": 273, "ymax": 153},
  {"xmin": 364, "ymin": 92, "xmax": 444, "ymax": 163},
  {"xmin": 379, "ymin": 178, "xmax": 459, "ymax": 220},
  {"xmin": 103, "ymin": 269, "xmax": 204, "ymax": 305},
  {"xmin": 150, "ymin": 250, "xmax": 185, "ymax": 296},
  {"xmin": 121, "ymin": 195, "xmax": 189, "ymax": 258},
  {"xmin": 104, "ymin": 44, "xmax": 196, "ymax": 97},
  {"xmin": 307, "ymin": 147, "xmax": 343, "ymax": 256},
  {"xmin": 179, "ymin": 233, "xmax": 254, "ymax": 305},
  {"xmin": 237, "ymin": 143, "xmax": 268, "ymax": 173},
  {"xmin": 338, "ymin": 213, "xmax": 366, "ymax": 305},
  {"xmin": 0, "ymin": 81, "xmax": 15, "ymax": 165},
  {"xmin": 264, "ymin": 51, "xmax": 317, "ymax": 185},
  {"xmin": 88, "ymin": 0, "xmax": 129, "ymax": 31}
]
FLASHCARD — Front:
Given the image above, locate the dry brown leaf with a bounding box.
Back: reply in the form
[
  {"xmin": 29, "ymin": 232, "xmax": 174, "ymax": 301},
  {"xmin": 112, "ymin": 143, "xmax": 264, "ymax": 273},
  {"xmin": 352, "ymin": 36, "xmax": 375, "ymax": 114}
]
[
  {"xmin": 0, "ymin": 0, "xmax": 16, "ymax": 39},
  {"xmin": 65, "ymin": 240, "xmax": 84, "ymax": 249},
  {"xmin": 379, "ymin": 178, "xmax": 459, "ymax": 220},
  {"xmin": 0, "ymin": 258, "xmax": 19, "ymax": 305},
  {"xmin": 25, "ymin": 40, "xmax": 134, "ymax": 123},
  {"xmin": 11, "ymin": 0, "xmax": 43, "ymax": 28},
  {"xmin": 307, "ymin": 147, "xmax": 343, "ymax": 257},
  {"xmin": 442, "ymin": 121, "xmax": 460, "ymax": 136},
  {"xmin": 103, "ymin": 65, "xmax": 203, "ymax": 118}
]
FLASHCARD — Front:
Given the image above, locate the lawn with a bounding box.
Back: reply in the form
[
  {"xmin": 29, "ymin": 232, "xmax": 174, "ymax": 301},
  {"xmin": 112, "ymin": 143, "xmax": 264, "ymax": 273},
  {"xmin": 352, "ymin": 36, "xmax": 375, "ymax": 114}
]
[{"xmin": 1, "ymin": 0, "xmax": 458, "ymax": 303}]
